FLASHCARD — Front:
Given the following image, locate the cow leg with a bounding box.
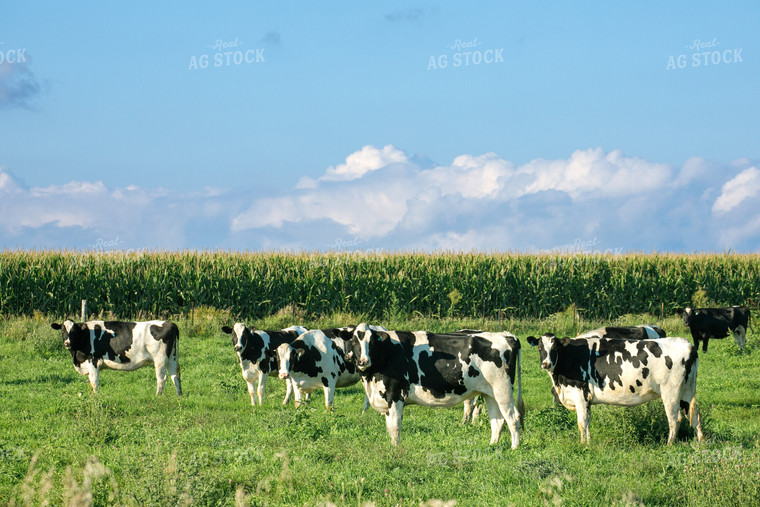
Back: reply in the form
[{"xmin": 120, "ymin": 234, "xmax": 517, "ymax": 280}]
[
  {"xmin": 86, "ymin": 362, "xmax": 100, "ymax": 393},
  {"xmin": 245, "ymin": 379, "xmax": 258, "ymax": 406},
  {"xmin": 462, "ymin": 397, "xmax": 483, "ymax": 424},
  {"xmin": 293, "ymin": 385, "xmax": 305, "ymax": 408},
  {"xmin": 573, "ymin": 392, "xmax": 591, "ymax": 444},
  {"xmin": 471, "ymin": 398, "xmax": 482, "ymax": 423},
  {"xmin": 663, "ymin": 395, "xmax": 681, "ymax": 445},
  {"xmin": 282, "ymin": 378, "xmax": 294, "ymax": 405},
  {"xmin": 702, "ymin": 338, "xmax": 709, "ymax": 353},
  {"xmin": 154, "ymin": 360, "xmax": 168, "ymax": 395},
  {"xmin": 462, "ymin": 398, "xmax": 475, "ymax": 424},
  {"xmin": 493, "ymin": 386, "xmax": 521, "ymax": 448},
  {"xmin": 324, "ymin": 383, "xmax": 336, "ymax": 412},
  {"xmin": 733, "ymin": 325, "xmax": 747, "ymax": 351},
  {"xmin": 256, "ymin": 371, "xmax": 267, "ymax": 405},
  {"xmin": 362, "ymin": 394, "xmax": 370, "ymax": 413},
  {"xmin": 167, "ymin": 360, "xmax": 182, "ymax": 396},
  {"xmin": 483, "ymin": 395, "xmax": 505, "ymax": 446},
  {"xmin": 385, "ymin": 401, "xmax": 404, "ymax": 446}
]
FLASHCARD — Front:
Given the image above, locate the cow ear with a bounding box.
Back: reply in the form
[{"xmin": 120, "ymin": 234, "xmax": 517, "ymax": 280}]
[
  {"xmin": 526, "ymin": 336, "xmax": 538, "ymax": 346},
  {"xmin": 51, "ymin": 323, "xmax": 62, "ymax": 330},
  {"xmin": 221, "ymin": 326, "xmax": 233, "ymax": 335}
]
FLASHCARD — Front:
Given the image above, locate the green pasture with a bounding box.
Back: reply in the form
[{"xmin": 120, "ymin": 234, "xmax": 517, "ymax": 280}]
[{"xmin": 1, "ymin": 309, "xmax": 759, "ymax": 506}]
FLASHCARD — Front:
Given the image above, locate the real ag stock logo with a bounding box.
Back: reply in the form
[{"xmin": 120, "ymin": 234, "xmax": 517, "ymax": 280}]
[
  {"xmin": 666, "ymin": 37, "xmax": 743, "ymax": 70},
  {"xmin": 0, "ymin": 42, "xmax": 27, "ymax": 64},
  {"xmin": 188, "ymin": 37, "xmax": 266, "ymax": 70},
  {"xmin": 427, "ymin": 38, "xmax": 504, "ymax": 70}
]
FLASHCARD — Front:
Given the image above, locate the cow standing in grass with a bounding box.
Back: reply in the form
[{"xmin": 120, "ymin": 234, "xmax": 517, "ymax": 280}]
[
  {"xmin": 273, "ymin": 329, "xmax": 363, "ymax": 411},
  {"xmin": 51, "ymin": 320, "xmax": 182, "ymax": 395},
  {"xmin": 346, "ymin": 323, "xmax": 523, "ymax": 448},
  {"xmin": 679, "ymin": 306, "xmax": 751, "ymax": 352},
  {"xmin": 527, "ymin": 333, "xmax": 703, "ymax": 444},
  {"xmin": 221, "ymin": 324, "xmax": 307, "ymax": 406}
]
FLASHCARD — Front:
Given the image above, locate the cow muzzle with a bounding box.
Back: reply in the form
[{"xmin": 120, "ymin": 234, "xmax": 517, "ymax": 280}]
[
  {"xmin": 63, "ymin": 340, "xmax": 71, "ymax": 349},
  {"xmin": 234, "ymin": 345, "xmax": 242, "ymax": 353},
  {"xmin": 540, "ymin": 361, "xmax": 551, "ymax": 370},
  {"xmin": 278, "ymin": 371, "xmax": 289, "ymax": 380},
  {"xmin": 357, "ymin": 358, "xmax": 371, "ymax": 371}
]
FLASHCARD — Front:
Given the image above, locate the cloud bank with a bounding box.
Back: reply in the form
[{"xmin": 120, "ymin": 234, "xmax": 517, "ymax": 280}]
[{"xmin": 1, "ymin": 146, "xmax": 758, "ymax": 252}]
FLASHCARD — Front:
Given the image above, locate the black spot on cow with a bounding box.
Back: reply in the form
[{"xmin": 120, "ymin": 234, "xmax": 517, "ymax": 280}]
[
  {"xmin": 682, "ymin": 347, "xmax": 698, "ymax": 383},
  {"xmin": 290, "ymin": 343, "xmax": 325, "ymax": 379},
  {"xmin": 641, "ymin": 367, "xmax": 649, "ymax": 379},
  {"xmin": 636, "ymin": 379, "xmax": 642, "ymax": 387},
  {"xmin": 470, "ymin": 335, "xmax": 503, "ymax": 368},
  {"xmin": 468, "ymin": 365, "xmax": 480, "ymax": 378},
  {"xmin": 321, "ymin": 376, "xmax": 329, "ymax": 387},
  {"xmin": 150, "ymin": 321, "xmax": 178, "ymax": 358},
  {"xmin": 664, "ymin": 356, "xmax": 673, "ymax": 370},
  {"xmin": 629, "ymin": 385, "xmax": 635, "ymax": 393},
  {"xmin": 417, "ymin": 348, "xmax": 467, "ymax": 398}
]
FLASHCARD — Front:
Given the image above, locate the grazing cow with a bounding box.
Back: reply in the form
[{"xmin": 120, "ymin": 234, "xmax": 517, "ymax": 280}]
[
  {"xmin": 577, "ymin": 325, "xmax": 666, "ymax": 340},
  {"xmin": 526, "ymin": 333, "xmax": 703, "ymax": 444},
  {"xmin": 680, "ymin": 306, "xmax": 751, "ymax": 352},
  {"xmin": 221, "ymin": 324, "xmax": 307, "ymax": 406},
  {"xmin": 51, "ymin": 320, "xmax": 182, "ymax": 395},
  {"xmin": 345, "ymin": 323, "xmax": 524, "ymax": 448}
]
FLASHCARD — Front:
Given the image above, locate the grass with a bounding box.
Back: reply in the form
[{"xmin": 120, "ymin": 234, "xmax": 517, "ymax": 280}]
[{"xmin": 1, "ymin": 310, "xmax": 760, "ymax": 505}]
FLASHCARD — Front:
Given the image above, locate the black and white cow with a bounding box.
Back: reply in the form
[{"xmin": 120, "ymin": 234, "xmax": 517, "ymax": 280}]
[
  {"xmin": 221, "ymin": 323, "xmax": 307, "ymax": 406},
  {"xmin": 345, "ymin": 323, "xmax": 524, "ymax": 448},
  {"xmin": 680, "ymin": 306, "xmax": 751, "ymax": 352},
  {"xmin": 526, "ymin": 333, "xmax": 703, "ymax": 445},
  {"xmin": 272, "ymin": 325, "xmax": 388, "ymax": 411},
  {"xmin": 577, "ymin": 325, "xmax": 666, "ymax": 340},
  {"xmin": 51, "ymin": 320, "xmax": 182, "ymax": 395},
  {"xmin": 273, "ymin": 328, "xmax": 363, "ymax": 411}
]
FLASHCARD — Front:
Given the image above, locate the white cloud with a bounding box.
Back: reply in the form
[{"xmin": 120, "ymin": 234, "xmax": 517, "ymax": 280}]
[
  {"xmin": 523, "ymin": 148, "xmax": 672, "ymax": 199},
  {"xmin": 712, "ymin": 167, "xmax": 760, "ymax": 215},
  {"xmin": 2, "ymin": 146, "xmax": 759, "ymax": 252},
  {"xmin": 321, "ymin": 144, "xmax": 409, "ymax": 181}
]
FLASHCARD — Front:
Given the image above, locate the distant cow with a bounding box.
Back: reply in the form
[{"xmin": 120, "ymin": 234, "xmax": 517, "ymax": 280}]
[
  {"xmin": 51, "ymin": 320, "xmax": 182, "ymax": 395},
  {"xmin": 345, "ymin": 323, "xmax": 524, "ymax": 448},
  {"xmin": 680, "ymin": 306, "xmax": 751, "ymax": 352},
  {"xmin": 577, "ymin": 325, "xmax": 666, "ymax": 340},
  {"xmin": 221, "ymin": 324, "xmax": 307, "ymax": 406},
  {"xmin": 527, "ymin": 333, "xmax": 703, "ymax": 444}
]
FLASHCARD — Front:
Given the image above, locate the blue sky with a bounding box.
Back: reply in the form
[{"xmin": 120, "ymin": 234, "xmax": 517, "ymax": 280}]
[{"xmin": 1, "ymin": 1, "xmax": 759, "ymax": 252}]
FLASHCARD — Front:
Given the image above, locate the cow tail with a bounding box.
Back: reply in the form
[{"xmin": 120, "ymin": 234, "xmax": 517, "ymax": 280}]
[
  {"xmin": 173, "ymin": 323, "xmax": 180, "ymax": 374},
  {"xmin": 688, "ymin": 396, "xmax": 698, "ymax": 427},
  {"xmin": 748, "ymin": 309, "xmax": 753, "ymax": 334}
]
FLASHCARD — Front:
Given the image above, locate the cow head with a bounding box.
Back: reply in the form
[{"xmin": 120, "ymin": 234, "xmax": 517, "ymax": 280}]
[
  {"xmin": 680, "ymin": 307, "xmax": 694, "ymax": 327},
  {"xmin": 526, "ymin": 333, "xmax": 561, "ymax": 371},
  {"xmin": 272, "ymin": 343, "xmax": 306, "ymax": 379},
  {"xmin": 51, "ymin": 320, "xmax": 83, "ymax": 350},
  {"xmin": 345, "ymin": 322, "xmax": 378, "ymax": 372},
  {"xmin": 221, "ymin": 323, "xmax": 265, "ymax": 362}
]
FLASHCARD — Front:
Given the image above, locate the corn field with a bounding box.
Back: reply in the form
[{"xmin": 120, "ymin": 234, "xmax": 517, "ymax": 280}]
[{"xmin": 0, "ymin": 250, "xmax": 758, "ymax": 320}]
